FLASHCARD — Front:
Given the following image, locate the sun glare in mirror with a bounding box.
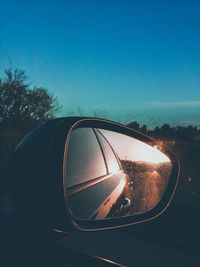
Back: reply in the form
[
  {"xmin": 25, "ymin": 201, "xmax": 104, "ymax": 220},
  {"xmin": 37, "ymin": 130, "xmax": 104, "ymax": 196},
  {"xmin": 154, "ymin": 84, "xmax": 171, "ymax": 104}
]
[{"xmin": 128, "ymin": 143, "xmax": 170, "ymax": 164}]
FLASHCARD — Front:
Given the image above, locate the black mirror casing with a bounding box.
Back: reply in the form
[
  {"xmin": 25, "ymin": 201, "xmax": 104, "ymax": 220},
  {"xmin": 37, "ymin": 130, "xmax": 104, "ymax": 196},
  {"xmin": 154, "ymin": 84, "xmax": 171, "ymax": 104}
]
[
  {"xmin": 62, "ymin": 118, "xmax": 180, "ymax": 231},
  {"xmin": 8, "ymin": 117, "xmax": 180, "ymax": 233}
]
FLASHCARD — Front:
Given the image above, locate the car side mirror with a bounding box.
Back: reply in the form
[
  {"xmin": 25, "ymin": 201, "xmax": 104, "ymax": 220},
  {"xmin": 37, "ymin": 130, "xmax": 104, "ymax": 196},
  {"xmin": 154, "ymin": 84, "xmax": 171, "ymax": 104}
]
[
  {"xmin": 10, "ymin": 117, "xmax": 179, "ymax": 232},
  {"xmin": 63, "ymin": 118, "xmax": 179, "ymax": 230}
]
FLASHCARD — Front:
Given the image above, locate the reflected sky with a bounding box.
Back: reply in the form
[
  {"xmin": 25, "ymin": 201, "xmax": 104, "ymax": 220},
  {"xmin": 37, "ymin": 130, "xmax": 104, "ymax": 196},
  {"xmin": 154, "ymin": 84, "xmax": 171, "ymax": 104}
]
[{"xmin": 100, "ymin": 129, "xmax": 170, "ymax": 163}]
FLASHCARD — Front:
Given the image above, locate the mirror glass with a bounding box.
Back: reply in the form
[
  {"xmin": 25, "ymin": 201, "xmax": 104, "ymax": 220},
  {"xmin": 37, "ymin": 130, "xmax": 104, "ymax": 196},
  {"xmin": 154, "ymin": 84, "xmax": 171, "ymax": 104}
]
[{"xmin": 65, "ymin": 127, "xmax": 172, "ymax": 220}]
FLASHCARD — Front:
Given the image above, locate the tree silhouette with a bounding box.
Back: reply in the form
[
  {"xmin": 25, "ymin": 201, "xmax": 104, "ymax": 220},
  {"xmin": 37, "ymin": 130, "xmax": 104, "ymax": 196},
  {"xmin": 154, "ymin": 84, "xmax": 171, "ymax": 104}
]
[
  {"xmin": 126, "ymin": 120, "xmax": 200, "ymax": 142},
  {"xmin": 140, "ymin": 124, "xmax": 147, "ymax": 134},
  {"xmin": 0, "ymin": 69, "xmax": 61, "ymax": 129},
  {"xmin": 127, "ymin": 121, "xmax": 140, "ymax": 131}
]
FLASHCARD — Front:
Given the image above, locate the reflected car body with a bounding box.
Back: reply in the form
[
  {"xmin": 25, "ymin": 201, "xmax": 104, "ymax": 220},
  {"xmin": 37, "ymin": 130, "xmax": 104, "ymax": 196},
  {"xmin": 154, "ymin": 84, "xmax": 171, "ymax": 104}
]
[{"xmin": 66, "ymin": 127, "xmax": 128, "ymax": 219}]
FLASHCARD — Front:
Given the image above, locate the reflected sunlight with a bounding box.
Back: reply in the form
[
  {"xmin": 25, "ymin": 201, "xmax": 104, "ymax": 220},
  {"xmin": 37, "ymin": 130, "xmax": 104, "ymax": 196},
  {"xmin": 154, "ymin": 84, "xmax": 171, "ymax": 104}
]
[{"xmin": 133, "ymin": 144, "xmax": 170, "ymax": 164}]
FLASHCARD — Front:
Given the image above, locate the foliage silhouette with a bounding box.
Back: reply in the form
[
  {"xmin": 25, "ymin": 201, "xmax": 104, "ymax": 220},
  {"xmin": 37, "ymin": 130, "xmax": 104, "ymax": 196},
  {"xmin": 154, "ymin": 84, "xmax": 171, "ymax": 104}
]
[
  {"xmin": 127, "ymin": 121, "xmax": 199, "ymax": 142},
  {"xmin": 0, "ymin": 69, "xmax": 61, "ymax": 129}
]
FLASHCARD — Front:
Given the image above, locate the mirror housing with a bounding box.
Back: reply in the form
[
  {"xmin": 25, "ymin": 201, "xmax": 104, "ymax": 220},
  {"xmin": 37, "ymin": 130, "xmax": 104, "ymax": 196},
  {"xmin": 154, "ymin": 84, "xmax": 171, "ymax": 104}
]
[{"xmin": 8, "ymin": 117, "xmax": 179, "ymax": 232}]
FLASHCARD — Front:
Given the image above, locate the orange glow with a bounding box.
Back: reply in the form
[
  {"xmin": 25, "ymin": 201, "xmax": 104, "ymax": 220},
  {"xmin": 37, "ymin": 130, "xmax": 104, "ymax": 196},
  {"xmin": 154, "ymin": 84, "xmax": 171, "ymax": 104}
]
[
  {"xmin": 127, "ymin": 142, "xmax": 170, "ymax": 164},
  {"xmin": 100, "ymin": 129, "xmax": 171, "ymax": 164},
  {"xmin": 137, "ymin": 144, "xmax": 170, "ymax": 163}
]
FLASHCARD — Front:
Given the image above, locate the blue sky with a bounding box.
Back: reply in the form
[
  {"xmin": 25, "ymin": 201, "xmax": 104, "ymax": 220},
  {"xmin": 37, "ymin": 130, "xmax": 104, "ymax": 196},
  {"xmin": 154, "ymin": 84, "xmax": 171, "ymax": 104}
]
[{"xmin": 1, "ymin": 0, "xmax": 200, "ymax": 128}]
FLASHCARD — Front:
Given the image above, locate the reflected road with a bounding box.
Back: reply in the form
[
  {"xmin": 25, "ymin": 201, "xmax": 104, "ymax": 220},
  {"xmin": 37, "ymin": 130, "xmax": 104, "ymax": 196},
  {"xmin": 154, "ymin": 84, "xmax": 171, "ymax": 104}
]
[{"xmin": 125, "ymin": 170, "xmax": 168, "ymax": 215}]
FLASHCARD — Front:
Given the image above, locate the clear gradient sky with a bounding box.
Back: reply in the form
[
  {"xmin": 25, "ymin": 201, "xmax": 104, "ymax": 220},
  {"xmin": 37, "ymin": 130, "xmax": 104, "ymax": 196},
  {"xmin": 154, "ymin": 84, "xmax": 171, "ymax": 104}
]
[{"xmin": 1, "ymin": 0, "xmax": 200, "ymax": 128}]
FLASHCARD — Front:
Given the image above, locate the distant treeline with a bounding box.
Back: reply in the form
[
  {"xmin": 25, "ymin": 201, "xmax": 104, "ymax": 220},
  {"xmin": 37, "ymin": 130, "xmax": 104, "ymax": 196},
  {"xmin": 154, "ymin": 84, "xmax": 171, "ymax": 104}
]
[{"xmin": 127, "ymin": 121, "xmax": 200, "ymax": 142}]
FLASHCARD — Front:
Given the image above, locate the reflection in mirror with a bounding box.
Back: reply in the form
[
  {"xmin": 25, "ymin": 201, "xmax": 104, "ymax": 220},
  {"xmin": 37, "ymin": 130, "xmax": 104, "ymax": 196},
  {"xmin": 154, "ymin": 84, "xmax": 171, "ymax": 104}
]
[{"xmin": 65, "ymin": 127, "xmax": 172, "ymax": 220}]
